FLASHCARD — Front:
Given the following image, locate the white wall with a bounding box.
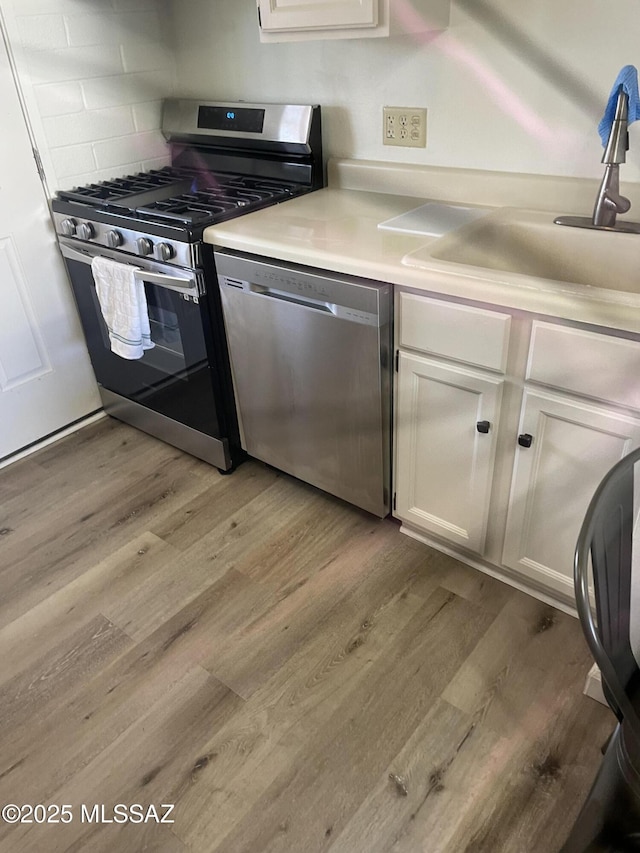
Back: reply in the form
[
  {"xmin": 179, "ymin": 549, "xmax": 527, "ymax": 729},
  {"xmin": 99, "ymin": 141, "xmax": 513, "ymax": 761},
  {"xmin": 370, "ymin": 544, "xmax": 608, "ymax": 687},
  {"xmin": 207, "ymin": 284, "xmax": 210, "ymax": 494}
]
[
  {"xmin": 8, "ymin": 0, "xmax": 639, "ymax": 190},
  {"xmin": 167, "ymin": 0, "xmax": 640, "ymax": 184},
  {"xmin": 1, "ymin": 0, "xmax": 175, "ymax": 193}
]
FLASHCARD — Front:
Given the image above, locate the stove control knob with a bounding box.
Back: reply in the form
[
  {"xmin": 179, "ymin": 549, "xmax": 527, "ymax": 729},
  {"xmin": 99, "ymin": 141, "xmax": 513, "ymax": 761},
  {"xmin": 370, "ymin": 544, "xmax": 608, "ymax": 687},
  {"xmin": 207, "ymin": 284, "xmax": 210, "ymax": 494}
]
[
  {"xmin": 155, "ymin": 242, "xmax": 175, "ymax": 262},
  {"xmin": 77, "ymin": 222, "xmax": 95, "ymax": 241},
  {"xmin": 60, "ymin": 218, "xmax": 77, "ymax": 237},
  {"xmin": 106, "ymin": 230, "xmax": 123, "ymax": 249},
  {"xmin": 136, "ymin": 237, "xmax": 154, "ymax": 256}
]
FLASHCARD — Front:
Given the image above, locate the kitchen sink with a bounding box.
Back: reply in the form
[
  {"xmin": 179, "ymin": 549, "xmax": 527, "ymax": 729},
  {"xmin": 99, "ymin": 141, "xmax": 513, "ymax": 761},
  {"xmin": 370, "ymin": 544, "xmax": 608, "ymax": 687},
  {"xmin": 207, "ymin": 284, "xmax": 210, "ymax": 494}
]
[{"xmin": 421, "ymin": 209, "xmax": 640, "ymax": 293}]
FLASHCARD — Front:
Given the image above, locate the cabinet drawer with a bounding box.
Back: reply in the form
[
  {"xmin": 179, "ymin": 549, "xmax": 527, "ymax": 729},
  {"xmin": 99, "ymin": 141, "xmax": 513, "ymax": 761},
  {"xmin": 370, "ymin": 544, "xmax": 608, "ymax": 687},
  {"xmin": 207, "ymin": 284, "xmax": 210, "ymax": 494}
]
[
  {"xmin": 398, "ymin": 292, "xmax": 511, "ymax": 373},
  {"xmin": 527, "ymin": 321, "xmax": 640, "ymax": 411}
]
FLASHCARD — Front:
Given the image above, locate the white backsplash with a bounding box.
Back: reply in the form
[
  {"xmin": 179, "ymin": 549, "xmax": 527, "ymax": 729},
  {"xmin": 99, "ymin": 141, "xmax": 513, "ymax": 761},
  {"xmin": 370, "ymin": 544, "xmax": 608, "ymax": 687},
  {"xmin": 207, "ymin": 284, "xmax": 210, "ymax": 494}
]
[{"xmin": 1, "ymin": 0, "xmax": 175, "ymax": 193}]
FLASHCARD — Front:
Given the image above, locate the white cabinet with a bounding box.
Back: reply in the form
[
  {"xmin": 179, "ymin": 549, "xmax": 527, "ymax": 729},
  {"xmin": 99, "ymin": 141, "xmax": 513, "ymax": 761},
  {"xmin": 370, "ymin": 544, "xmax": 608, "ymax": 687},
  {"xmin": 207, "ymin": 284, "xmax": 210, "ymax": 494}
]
[
  {"xmin": 502, "ymin": 389, "xmax": 640, "ymax": 600},
  {"xmin": 393, "ymin": 291, "xmax": 640, "ymax": 606},
  {"xmin": 398, "ymin": 291, "xmax": 511, "ymax": 373},
  {"xmin": 257, "ymin": 0, "xmax": 450, "ymax": 42},
  {"xmin": 395, "ymin": 352, "xmax": 503, "ymax": 553},
  {"xmin": 258, "ymin": 0, "xmax": 378, "ymax": 33}
]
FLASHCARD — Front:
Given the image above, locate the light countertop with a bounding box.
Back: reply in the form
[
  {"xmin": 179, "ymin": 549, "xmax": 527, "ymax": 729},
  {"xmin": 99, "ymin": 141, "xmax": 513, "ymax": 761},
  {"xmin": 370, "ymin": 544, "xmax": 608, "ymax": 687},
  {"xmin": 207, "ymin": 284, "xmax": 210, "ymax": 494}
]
[{"xmin": 204, "ymin": 159, "xmax": 640, "ymax": 334}]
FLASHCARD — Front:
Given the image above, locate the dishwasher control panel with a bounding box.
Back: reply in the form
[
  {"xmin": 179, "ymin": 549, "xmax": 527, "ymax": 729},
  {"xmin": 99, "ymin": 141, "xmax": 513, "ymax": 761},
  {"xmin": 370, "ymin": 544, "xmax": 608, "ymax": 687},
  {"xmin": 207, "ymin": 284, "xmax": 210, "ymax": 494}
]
[{"xmin": 216, "ymin": 249, "xmax": 391, "ymax": 329}]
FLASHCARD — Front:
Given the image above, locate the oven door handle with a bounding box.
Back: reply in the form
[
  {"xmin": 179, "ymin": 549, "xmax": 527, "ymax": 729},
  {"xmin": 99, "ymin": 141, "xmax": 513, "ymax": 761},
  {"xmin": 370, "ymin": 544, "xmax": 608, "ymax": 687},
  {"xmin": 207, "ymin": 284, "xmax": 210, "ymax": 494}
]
[
  {"xmin": 134, "ymin": 270, "xmax": 197, "ymax": 294},
  {"xmin": 58, "ymin": 241, "xmax": 200, "ymax": 298}
]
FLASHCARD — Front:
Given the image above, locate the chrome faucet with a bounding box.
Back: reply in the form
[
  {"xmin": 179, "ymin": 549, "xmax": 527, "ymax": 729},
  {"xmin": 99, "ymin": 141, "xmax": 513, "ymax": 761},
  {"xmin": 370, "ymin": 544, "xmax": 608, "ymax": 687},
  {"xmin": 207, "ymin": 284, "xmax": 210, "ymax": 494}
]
[{"xmin": 555, "ymin": 86, "xmax": 640, "ymax": 234}]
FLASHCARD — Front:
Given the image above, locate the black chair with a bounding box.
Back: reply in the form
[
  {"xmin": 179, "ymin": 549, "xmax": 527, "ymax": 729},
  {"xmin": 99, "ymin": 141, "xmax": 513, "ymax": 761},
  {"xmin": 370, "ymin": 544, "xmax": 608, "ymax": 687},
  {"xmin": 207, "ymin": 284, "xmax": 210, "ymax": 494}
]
[{"xmin": 561, "ymin": 447, "xmax": 640, "ymax": 852}]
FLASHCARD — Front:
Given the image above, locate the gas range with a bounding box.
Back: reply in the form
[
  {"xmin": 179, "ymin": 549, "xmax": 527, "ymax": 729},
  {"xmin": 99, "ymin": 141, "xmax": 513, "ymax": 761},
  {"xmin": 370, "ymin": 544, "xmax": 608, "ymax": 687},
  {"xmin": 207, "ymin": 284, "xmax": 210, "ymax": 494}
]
[
  {"xmin": 52, "ymin": 99, "xmax": 323, "ymax": 269},
  {"xmin": 53, "ymin": 165, "xmax": 301, "ymax": 269},
  {"xmin": 53, "ymin": 100, "xmax": 323, "ymax": 473}
]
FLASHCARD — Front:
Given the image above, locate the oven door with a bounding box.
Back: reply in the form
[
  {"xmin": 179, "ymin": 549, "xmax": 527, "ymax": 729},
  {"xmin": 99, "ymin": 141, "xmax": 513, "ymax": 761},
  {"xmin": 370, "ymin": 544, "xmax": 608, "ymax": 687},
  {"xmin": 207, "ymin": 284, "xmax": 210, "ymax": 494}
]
[{"xmin": 59, "ymin": 237, "xmax": 232, "ymax": 467}]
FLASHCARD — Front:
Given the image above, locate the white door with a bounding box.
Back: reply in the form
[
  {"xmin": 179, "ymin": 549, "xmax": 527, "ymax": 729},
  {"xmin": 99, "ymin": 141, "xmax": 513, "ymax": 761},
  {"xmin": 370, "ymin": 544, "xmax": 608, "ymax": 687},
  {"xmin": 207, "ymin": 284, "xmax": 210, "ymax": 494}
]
[
  {"xmin": 258, "ymin": 0, "xmax": 378, "ymax": 32},
  {"xmin": 502, "ymin": 389, "xmax": 640, "ymax": 600},
  {"xmin": 394, "ymin": 351, "xmax": 503, "ymax": 553},
  {"xmin": 0, "ymin": 28, "xmax": 99, "ymax": 461}
]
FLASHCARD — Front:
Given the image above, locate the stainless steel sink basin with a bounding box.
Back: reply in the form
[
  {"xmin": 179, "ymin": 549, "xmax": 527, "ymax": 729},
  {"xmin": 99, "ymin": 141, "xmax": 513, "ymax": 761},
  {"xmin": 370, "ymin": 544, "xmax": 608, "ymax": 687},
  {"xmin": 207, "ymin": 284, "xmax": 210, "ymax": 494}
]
[{"xmin": 424, "ymin": 209, "xmax": 640, "ymax": 293}]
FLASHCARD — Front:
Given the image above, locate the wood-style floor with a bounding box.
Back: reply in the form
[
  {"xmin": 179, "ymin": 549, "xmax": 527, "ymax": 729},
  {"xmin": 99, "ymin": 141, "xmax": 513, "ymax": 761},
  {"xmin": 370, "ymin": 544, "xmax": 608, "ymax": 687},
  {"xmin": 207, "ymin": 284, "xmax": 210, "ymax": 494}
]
[{"xmin": 0, "ymin": 418, "xmax": 612, "ymax": 853}]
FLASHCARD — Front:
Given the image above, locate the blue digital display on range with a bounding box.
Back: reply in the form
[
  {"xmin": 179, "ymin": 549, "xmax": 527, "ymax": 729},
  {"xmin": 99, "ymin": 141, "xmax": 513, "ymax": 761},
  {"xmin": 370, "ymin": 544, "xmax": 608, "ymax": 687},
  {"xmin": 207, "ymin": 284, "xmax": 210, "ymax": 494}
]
[{"xmin": 198, "ymin": 106, "xmax": 265, "ymax": 133}]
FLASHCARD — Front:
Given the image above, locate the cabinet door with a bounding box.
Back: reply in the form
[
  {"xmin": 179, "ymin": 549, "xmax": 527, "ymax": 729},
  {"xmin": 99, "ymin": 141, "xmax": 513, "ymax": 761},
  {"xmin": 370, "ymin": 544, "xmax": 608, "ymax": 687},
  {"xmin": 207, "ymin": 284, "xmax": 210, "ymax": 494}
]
[
  {"xmin": 502, "ymin": 389, "xmax": 640, "ymax": 600},
  {"xmin": 395, "ymin": 352, "xmax": 503, "ymax": 553},
  {"xmin": 258, "ymin": 0, "xmax": 378, "ymax": 32}
]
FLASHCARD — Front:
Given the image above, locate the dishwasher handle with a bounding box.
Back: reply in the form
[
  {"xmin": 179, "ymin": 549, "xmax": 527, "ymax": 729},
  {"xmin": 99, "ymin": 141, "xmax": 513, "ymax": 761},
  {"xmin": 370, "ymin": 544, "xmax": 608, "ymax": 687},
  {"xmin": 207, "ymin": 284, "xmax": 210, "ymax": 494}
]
[
  {"xmin": 219, "ymin": 274, "xmax": 381, "ymax": 326},
  {"xmin": 250, "ymin": 282, "xmax": 336, "ymax": 314}
]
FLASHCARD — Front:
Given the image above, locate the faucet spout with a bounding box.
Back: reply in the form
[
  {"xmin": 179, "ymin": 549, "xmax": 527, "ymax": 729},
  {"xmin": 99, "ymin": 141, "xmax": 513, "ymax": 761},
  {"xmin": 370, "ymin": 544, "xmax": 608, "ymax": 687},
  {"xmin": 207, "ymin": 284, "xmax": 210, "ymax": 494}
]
[
  {"xmin": 555, "ymin": 85, "xmax": 640, "ymax": 234},
  {"xmin": 601, "ymin": 85, "xmax": 629, "ymax": 166}
]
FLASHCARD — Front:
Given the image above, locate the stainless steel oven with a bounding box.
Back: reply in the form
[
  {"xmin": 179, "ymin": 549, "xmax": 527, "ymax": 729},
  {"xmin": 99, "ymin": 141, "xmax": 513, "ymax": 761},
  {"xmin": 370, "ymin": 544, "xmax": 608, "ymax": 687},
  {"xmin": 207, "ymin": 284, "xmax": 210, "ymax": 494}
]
[{"xmin": 58, "ymin": 237, "xmax": 232, "ymax": 467}]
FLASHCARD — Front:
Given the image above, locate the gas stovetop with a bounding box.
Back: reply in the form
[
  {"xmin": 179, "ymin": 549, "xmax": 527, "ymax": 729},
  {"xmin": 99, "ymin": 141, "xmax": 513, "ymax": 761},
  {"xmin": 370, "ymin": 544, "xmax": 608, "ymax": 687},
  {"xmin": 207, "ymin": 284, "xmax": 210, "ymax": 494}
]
[
  {"xmin": 55, "ymin": 166, "xmax": 299, "ymax": 228},
  {"xmin": 52, "ymin": 99, "xmax": 323, "ymax": 265}
]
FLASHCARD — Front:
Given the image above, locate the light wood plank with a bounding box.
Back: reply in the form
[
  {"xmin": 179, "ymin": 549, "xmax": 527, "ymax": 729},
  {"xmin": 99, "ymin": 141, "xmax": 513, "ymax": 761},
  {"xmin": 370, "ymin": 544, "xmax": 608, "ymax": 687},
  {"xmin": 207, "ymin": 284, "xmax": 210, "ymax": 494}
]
[
  {"xmin": 0, "ymin": 456, "xmax": 45, "ymax": 504},
  {"xmin": 0, "ymin": 590, "xmax": 243, "ymax": 805},
  {"xmin": 1, "ymin": 420, "xmax": 193, "ymax": 537},
  {"xmin": 1, "ymin": 667, "xmax": 234, "ymax": 853},
  {"xmin": 202, "ymin": 519, "xmax": 398, "ymax": 697},
  {"xmin": 201, "ymin": 587, "xmax": 496, "ymax": 853},
  {"xmin": 432, "ymin": 697, "xmax": 612, "ymax": 853},
  {"xmin": 0, "ymin": 615, "xmax": 132, "ymax": 740},
  {"xmin": 149, "ymin": 458, "xmax": 280, "ymax": 550},
  {"xmin": 173, "ymin": 536, "xmax": 446, "ymax": 850},
  {"xmin": 0, "ymin": 531, "xmax": 178, "ymax": 687},
  {"xmin": 327, "ymin": 697, "xmax": 474, "ymax": 853},
  {"xmin": 446, "ymin": 598, "xmax": 598, "ymax": 739},
  {"xmin": 0, "ymin": 448, "xmax": 213, "ymax": 627},
  {"xmin": 104, "ymin": 472, "xmax": 315, "ymax": 642}
]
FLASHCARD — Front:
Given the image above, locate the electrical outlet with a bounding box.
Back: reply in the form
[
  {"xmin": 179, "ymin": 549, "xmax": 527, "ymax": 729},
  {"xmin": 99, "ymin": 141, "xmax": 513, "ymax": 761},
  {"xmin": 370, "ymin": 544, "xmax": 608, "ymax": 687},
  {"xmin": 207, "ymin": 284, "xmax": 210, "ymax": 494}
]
[{"xmin": 383, "ymin": 107, "xmax": 427, "ymax": 148}]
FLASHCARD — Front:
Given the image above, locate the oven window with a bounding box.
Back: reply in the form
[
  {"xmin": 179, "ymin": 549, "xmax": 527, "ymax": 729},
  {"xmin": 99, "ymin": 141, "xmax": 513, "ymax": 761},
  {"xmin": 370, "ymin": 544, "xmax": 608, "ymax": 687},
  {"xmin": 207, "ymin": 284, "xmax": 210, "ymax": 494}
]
[
  {"xmin": 90, "ymin": 278, "xmax": 207, "ymax": 376},
  {"xmin": 146, "ymin": 286, "xmax": 184, "ymax": 358},
  {"xmin": 65, "ymin": 254, "xmax": 221, "ymax": 438}
]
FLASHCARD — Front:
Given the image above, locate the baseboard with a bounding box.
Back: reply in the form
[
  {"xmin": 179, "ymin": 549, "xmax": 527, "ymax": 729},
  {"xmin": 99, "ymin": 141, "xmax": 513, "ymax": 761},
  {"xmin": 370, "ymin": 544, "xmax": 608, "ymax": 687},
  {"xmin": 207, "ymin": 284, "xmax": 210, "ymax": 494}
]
[
  {"xmin": 0, "ymin": 411, "xmax": 105, "ymax": 470},
  {"xmin": 584, "ymin": 664, "xmax": 607, "ymax": 706},
  {"xmin": 398, "ymin": 522, "xmax": 577, "ymax": 617}
]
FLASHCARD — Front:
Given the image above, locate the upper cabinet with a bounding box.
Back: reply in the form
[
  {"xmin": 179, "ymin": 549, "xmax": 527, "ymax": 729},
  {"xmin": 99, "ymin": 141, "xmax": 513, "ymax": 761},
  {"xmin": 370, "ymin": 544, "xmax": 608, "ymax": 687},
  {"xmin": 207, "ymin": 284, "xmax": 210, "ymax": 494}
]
[
  {"xmin": 259, "ymin": 0, "xmax": 378, "ymax": 32},
  {"xmin": 257, "ymin": 0, "xmax": 450, "ymax": 42}
]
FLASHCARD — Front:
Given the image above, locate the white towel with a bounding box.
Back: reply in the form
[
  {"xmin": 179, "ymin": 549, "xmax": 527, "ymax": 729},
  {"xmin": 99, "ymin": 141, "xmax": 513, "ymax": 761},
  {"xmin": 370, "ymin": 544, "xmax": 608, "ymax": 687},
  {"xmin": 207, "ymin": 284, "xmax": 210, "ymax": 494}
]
[{"xmin": 91, "ymin": 256, "xmax": 155, "ymax": 360}]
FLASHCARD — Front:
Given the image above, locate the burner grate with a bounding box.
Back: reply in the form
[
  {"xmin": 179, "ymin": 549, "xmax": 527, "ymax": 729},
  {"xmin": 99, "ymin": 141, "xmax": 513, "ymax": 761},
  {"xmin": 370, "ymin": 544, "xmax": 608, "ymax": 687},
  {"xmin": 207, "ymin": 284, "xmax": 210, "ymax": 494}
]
[
  {"xmin": 55, "ymin": 167, "xmax": 299, "ymax": 227},
  {"xmin": 56, "ymin": 167, "xmax": 199, "ymax": 205},
  {"xmin": 134, "ymin": 179, "xmax": 295, "ymax": 225}
]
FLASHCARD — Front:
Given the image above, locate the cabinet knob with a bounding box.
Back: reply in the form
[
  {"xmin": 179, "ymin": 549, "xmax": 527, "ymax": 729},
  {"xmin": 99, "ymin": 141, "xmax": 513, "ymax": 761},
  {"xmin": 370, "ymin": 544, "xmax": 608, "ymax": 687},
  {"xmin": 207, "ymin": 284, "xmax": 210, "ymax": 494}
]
[
  {"xmin": 476, "ymin": 421, "xmax": 491, "ymax": 434},
  {"xmin": 518, "ymin": 433, "xmax": 533, "ymax": 448}
]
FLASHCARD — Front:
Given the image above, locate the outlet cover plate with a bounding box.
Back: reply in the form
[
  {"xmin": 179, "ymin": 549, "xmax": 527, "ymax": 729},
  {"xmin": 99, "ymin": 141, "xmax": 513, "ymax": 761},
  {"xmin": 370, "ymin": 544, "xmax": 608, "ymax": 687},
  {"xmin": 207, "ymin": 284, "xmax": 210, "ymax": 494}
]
[{"xmin": 383, "ymin": 106, "xmax": 427, "ymax": 148}]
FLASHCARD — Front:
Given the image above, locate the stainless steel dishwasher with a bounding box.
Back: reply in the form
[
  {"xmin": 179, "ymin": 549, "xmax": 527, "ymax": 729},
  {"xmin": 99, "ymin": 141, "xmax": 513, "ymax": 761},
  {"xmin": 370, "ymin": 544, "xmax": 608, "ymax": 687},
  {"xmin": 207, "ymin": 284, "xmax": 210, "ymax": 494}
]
[{"xmin": 215, "ymin": 248, "xmax": 392, "ymax": 517}]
